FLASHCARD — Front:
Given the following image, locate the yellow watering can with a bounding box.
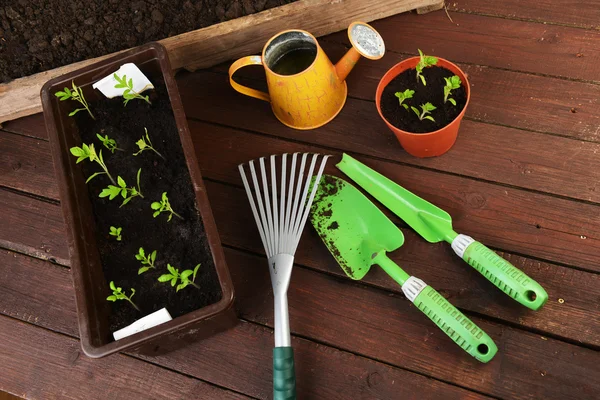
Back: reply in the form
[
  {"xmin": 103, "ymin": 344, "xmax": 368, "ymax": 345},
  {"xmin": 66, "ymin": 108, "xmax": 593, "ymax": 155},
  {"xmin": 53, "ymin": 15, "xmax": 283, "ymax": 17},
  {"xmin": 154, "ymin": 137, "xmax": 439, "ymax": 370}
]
[{"xmin": 229, "ymin": 22, "xmax": 385, "ymax": 130}]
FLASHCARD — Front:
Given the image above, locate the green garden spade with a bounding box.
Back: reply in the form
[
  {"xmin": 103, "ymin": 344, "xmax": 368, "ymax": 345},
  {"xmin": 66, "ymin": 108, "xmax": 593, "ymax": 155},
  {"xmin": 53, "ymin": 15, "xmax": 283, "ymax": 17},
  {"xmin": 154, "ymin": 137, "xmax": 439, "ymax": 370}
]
[
  {"xmin": 310, "ymin": 175, "xmax": 497, "ymax": 363},
  {"xmin": 337, "ymin": 153, "xmax": 548, "ymax": 311}
]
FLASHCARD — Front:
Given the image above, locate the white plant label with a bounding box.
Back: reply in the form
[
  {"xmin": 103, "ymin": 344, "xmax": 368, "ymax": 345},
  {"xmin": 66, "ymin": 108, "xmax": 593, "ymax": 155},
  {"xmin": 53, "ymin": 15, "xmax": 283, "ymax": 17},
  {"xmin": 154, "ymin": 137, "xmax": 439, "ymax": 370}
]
[
  {"xmin": 93, "ymin": 63, "xmax": 154, "ymax": 99},
  {"xmin": 113, "ymin": 307, "xmax": 172, "ymax": 341}
]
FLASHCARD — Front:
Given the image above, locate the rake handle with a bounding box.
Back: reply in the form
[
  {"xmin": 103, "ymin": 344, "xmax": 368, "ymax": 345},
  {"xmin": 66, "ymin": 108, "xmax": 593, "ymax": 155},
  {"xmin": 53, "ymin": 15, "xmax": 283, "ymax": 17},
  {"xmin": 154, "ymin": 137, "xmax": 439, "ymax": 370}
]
[
  {"xmin": 273, "ymin": 347, "xmax": 296, "ymax": 400},
  {"xmin": 452, "ymin": 235, "xmax": 548, "ymax": 310}
]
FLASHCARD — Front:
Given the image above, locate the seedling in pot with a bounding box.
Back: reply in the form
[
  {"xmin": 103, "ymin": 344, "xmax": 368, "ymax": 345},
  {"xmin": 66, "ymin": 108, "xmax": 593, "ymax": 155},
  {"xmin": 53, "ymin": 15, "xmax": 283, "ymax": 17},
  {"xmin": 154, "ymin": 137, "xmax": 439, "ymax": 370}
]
[
  {"xmin": 109, "ymin": 226, "xmax": 122, "ymax": 241},
  {"xmin": 411, "ymin": 102, "xmax": 436, "ymax": 122},
  {"xmin": 443, "ymin": 75, "xmax": 462, "ymax": 106},
  {"xmin": 114, "ymin": 73, "xmax": 151, "ymax": 106},
  {"xmin": 133, "ymin": 128, "xmax": 165, "ymax": 160},
  {"xmin": 158, "ymin": 264, "xmax": 201, "ymax": 292},
  {"xmin": 107, "ymin": 281, "xmax": 140, "ymax": 311},
  {"xmin": 136, "ymin": 247, "xmax": 157, "ymax": 275},
  {"xmin": 394, "ymin": 89, "xmax": 414, "ymax": 110},
  {"xmin": 415, "ymin": 49, "xmax": 438, "ymax": 86},
  {"xmin": 99, "ymin": 169, "xmax": 144, "ymax": 207},
  {"xmin": 151, "ymin": 192, "xmax": 183, "ymax": 221},
  {"xmin": 70, "ymin": 143, "xmax": 116, "ymax": 184},
  {"xmin": 55, "ymin": 81, "xmax": 95, "ymax": 119},
  {"xmin": 96, "ymin": 133, "xmax": 123, "ymax": 153}
]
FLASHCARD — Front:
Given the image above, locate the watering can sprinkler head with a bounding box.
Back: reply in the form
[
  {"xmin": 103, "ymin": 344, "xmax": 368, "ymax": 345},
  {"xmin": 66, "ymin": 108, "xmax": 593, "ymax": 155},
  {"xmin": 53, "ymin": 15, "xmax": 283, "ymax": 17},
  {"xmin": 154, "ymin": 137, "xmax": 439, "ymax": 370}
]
[{"xmin": 335, "ymin": 21, "xmax": 386, "ymax": 82}]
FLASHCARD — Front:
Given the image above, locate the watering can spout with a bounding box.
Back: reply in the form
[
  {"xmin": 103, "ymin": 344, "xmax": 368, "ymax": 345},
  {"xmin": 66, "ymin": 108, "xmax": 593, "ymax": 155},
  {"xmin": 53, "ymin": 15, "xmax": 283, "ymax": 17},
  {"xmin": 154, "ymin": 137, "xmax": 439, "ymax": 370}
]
[{"xmin": 335, "ymin": 22, "xmax": 385, "ymax": 82}]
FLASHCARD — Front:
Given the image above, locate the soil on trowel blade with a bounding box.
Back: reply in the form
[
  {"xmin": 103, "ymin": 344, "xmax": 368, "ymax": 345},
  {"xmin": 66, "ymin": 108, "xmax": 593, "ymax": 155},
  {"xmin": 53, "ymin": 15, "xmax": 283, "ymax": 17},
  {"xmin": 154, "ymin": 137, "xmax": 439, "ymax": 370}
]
[{"xmin": 0, "ymin": 0, "xmax": 296, "ymax": 82}]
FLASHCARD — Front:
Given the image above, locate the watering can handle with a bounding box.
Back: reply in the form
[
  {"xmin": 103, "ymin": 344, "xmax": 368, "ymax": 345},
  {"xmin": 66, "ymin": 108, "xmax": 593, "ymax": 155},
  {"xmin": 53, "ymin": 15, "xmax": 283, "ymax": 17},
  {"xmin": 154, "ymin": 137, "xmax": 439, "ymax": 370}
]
[{"xmin": 228, "ymin": 56, "xmax": 271, "ymax": 102}]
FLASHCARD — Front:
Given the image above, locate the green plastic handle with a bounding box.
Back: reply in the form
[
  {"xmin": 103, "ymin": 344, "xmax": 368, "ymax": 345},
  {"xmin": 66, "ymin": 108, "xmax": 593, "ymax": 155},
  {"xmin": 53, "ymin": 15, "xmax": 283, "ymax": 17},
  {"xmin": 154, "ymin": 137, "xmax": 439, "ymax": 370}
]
[
  {"xmin": 273, "ymin": 347, "xmax": 296, "ymax": 400},
  {"xmin": 463, "ymin": 241, "xmax": 548, "ymax": 310},
  {"xmin": 414, "ymin": 285, "xmax": 498, "ymax": 363}
]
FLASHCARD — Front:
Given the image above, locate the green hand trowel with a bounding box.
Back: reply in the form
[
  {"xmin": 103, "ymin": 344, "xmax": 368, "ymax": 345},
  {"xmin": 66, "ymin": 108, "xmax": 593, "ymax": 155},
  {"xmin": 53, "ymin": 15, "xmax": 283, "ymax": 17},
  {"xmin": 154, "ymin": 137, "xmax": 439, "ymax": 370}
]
[
  {"xmin": 310, "ymin": 175, "xmax": 497, "ymax": 363},
  {"xmin": 336, "ymin": 153, "xmax": 548, "ymax": 311}
]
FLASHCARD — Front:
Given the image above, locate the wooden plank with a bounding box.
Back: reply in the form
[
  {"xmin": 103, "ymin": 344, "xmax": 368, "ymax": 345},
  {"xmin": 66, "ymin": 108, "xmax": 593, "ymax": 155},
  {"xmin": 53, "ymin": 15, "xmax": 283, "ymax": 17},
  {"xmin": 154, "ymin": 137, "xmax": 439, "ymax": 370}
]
[
  {"xmin": 179, "ymin": 70, "xmax": 600, "ymax": 203},
  {"xmin": 2, "ymin": 142, "xmax": 599, "ymax": 349},
  {"xmin": 0, "ymin": 114, "xmax": 46, "ymax": 139},
  {"xmin": 5, "ymin": 120, "xmax": 600, "ymax": 272},
  {"xmin": 0, "ymin": 314, "xmax": 247, "ymax": 400},
  {"xmin": 0, "ymin": 189, "xmax": 68, "ymax": 265},
  {"xmin": 448, "ymin": 0, "xmax": 600, "ymax": 30},
  {"xmin": 0, "ymin": 0, "xmax": 440, "ymax": 125},
  {"xmin": 0, "ymin": 251, "xmax": 486, "ymax": 400},
  {"xmin": 1, "ymin": 133, "xmax": 57, "ymax": 199},
  {"xmin": 324, "ymin": 11, "xmax": 600, "ymax": 82},
  {"xmin": 223, "ymin": 249, "xmax": 600, "ymax": 400}
]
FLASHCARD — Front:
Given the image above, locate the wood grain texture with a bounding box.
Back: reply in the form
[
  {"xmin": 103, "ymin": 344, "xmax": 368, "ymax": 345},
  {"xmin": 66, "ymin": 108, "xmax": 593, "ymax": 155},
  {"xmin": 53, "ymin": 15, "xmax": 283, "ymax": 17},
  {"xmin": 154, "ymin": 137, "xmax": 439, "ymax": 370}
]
[
  {"xmin": 325, "ymin": 11, "xmax": 600, "ymax": 82},
  {"xmin": 448, "ymin": 0, "xmax": 600, "ymax": 29},
  {"xmin": 0, "ymin": 129, "xmax": 600, "ymax": 346},
  {"xmin": 0, "ymin": 314, "xmax": 247, "ymax": 400},
  {"xmin": 189, "ymin": 68, "xmax": 600, "ymax": 203},
  {"xmin": 0, "ymin": 189, "xmax": 68, "ymax": 265},
  {"xmin": 1, "ymin": 133, "xmax": 57, "ymax": 199},
  {"xmin": 0, "ymin": 0, "xmax": 440, "ymax": 125},
  {"xmin": 0, "ymin": 250, "xmax": 487, "ymax": 400},
  {"xmin": 222, "ymin": 249, "xmax": 600, "ymax": 400}
]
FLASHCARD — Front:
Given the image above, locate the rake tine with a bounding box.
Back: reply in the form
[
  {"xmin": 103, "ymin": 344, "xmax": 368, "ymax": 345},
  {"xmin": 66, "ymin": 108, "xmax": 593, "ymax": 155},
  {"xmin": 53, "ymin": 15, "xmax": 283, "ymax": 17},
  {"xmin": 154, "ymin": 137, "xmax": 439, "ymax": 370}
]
[
  {"xmin": 279, "ymin": 154, "xmax": 288, "ymax": 255},
  {"xmin": 290, "ymin": 154, "xmax": 319, "ymax": 246},
  {"xmin": 249, "ymin": 160, "xmax": 273, "ymax": 257},
  {"xmin": 270, "ymin": 155, "xmax": 279, "ymax": 254},
  {"xmin": 287, "ymin": 153, "xmax": 308, "ymax": 253},
  {"xmin": 238, "ymin": 163, "xmax": 269, "ymax": 257},
  {"xmin": 292, "ymin": 154, "xmax": 330, "ymax": 254},
  {"xmin": 259, "ymin": 157, "xmax": 275, "ymax": 257},
  {"xmin": 282, "ymin": 153, "xmax": 298, "ymax": 254}
]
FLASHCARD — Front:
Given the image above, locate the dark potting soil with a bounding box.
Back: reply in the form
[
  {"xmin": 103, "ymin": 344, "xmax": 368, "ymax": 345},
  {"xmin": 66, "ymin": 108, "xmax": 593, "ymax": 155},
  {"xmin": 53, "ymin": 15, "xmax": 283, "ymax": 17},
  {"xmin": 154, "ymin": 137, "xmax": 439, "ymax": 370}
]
[
  {"xmin": 380, "ymin": 66, "xmax": 467, "ymax": 134},
  {"xmin": 73, "ymin": 78, "xmax": 222, "ymax": 333},
  {"xmin": 0, "ymin": 0, "xmax": 296, "ymax": 83}
]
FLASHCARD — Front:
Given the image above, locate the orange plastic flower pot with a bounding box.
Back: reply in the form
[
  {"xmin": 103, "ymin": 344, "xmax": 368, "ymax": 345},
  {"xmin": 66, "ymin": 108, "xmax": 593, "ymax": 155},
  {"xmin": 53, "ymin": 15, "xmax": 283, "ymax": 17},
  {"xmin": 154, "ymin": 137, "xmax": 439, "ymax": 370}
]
[{"xmin": 375, "ymin": 57, "xmax": 470, "ymax": 158}]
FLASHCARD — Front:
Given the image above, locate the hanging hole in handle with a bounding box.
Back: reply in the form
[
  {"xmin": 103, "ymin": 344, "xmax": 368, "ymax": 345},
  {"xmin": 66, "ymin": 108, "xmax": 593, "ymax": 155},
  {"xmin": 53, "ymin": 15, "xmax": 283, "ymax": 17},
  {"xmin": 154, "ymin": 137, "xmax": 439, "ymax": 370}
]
[
  {"xmin": 477, "ymin": 343, "xmax": 490, "ymax": 355},
  {"xmin": 525, "ymin": 290, "xmax": 537, "ymax": 302}
]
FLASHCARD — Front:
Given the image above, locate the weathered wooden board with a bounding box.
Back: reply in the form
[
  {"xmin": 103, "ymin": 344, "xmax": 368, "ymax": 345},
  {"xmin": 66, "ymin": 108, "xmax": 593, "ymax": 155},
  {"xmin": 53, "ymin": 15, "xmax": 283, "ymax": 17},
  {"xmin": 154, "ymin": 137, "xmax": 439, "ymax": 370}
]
[
  {"xmin": 0, "ymin": 0, "xmax": 442, "ymax": 125},
  {"xmin": 2, "ymin": 132, "xmax": 599, "ymax": 349},
  {"xmin": 0, "ymin": 314, "xmax": 248, "ymax": 400},
  {"xmin": 448, "ymin": 0, "xmax": 600, "ymax": 29},
  {"xmin": 180, "ymin": 70, "xmax": 600, "ymax": 204},
  {"xmin": 0, "ymin": 250, "xmax": 487, "ymax": 400}
]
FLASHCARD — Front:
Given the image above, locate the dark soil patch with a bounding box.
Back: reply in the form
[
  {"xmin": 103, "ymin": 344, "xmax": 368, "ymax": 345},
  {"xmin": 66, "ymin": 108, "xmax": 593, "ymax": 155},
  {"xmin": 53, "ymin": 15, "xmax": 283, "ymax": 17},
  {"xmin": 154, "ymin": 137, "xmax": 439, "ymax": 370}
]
[
  {"xmin": 73, "ymin": 77, "xmax": 222, "ymax": 333},
  {"xmin": 0, "ymin": 0, "xmax": 296, "ymax": 83},
  {"xmin": 380, "ymin": 66, "xmax": 467, "ymax": 134}
]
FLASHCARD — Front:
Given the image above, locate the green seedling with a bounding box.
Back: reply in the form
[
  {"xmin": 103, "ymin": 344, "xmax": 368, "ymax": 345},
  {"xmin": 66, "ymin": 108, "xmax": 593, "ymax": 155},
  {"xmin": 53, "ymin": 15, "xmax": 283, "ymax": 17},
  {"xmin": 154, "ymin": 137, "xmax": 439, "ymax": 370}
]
[
  {"xmin": 96, "ymin": 133, "xmax": 123, "ymax": 153},
  {"xmin": 136, "ymin": 247, "xmax": 157, "ymax": 275},
  {"xmin": 443, "ymin": 75, "xmax": 462, "ymax": 106},
  {"xmin": 70, "ymin": 143, "xmax": 116, "ymax": 184},
  {"xmin": 55, "ymin": 81, "xmax": 95, "ymax": 119},
  {"xmin": 394, "ymin": 89, "xmax": 415, "ymax": 110},
  {"xmin": 158, "ymin": 264, "xmax": 201, "ymax": 292},
  {"xmin": 109, "ymin": 226, "xmax": 122, "ymax": 241},
  {"xmin": 133, "ymin": 128, "xmax": 165, "ymax": 160},
  {"xmin": 411, "ymin": 102, "xmax": 437, "ymax": 122},
  {"xmin": 107, "ymin": 281, "xmax": 139, "ymax": 311},
  {"xmin": 114, "ymin": 73, "xmax": 151, "ymax": 106},
  {"xmin": 99, "ymin": 169, "xmax": 144, "ymax": 207},
  {"xmin": 415, "ymin": 49, "xmax": 438, "ymax": 86},
  {"xmin": 151, "ymin": 192, "xmax": 182, "ymax": 221}
]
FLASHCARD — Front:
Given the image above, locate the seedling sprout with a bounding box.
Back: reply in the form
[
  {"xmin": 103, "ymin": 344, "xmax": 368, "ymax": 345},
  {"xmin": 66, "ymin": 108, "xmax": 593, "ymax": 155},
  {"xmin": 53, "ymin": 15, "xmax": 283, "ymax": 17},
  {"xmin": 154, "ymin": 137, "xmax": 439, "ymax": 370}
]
[
  {"xmin": 99, "ymin": 169, "xmax": 144, "ymax": 207},
  {"xmin": 394, "ymin": 89, "xmax": 414, "ymax": 110},
  {"xmin": 415, "ymin": 49, "xmax": 438, "ymax": 86},
  {"xmin": 411, "ymin": 102, "xmax": 436, "ymax": 122},
  {"xmin": 151, "ymin": 192, "xmax": 183, "ymax": 221},
  {"xmin": 158, "ymin": 264, "xmax": 201, "ymax": 292},
  {"xmin": 109, "ymin": 226, "xmax": 122, "ymax": 241},
  {"xmin": 107, "ymin": 281, "xmax": 139, "ymax": 311},
  {"xmin": 114, "ymin": 73, "xmax": 151, "ymax": 106},
  {"xmin": 55, "ymin": 81, "xmax": 95, "ymax": 119},
  {"xmin": 136, "ymin": 247, "xmax": 157, "ymax": 275},
  {"xmin": 133, "ymin": 128, "xmax": 165, "ymax": 160},
  {"xmin": 96, "ymin": 133, "xmax": 123, "ymax": 153},
  {"xmin": 70, "ymin": 143, "xmax": 116, "ymax": 184},
  {"xmin": 443, "ymin": 75, "xmax": 462, "ymax": 105}
]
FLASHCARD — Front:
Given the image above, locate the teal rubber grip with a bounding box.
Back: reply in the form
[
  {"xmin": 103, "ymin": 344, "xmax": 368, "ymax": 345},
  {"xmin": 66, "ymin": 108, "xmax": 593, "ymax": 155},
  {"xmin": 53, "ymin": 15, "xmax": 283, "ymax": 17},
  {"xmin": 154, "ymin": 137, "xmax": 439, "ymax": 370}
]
[
  {"xmin": 414, "ymin": 286, "xmax": 497, "ymax": 363},
  {"xmin": 273, "ymin": 346, "xmax": 296, "ymax": 400},
  {"xmin": 464, "ymin": 241, "xmax": 548, "ymax": 310}
]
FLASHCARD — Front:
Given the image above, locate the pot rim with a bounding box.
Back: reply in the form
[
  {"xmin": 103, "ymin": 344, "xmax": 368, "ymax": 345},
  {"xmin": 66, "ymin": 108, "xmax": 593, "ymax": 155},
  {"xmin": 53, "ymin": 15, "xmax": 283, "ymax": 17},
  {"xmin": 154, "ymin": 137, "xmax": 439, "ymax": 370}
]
[{"xmin": 375, "ymin": 56, "xmax": 471, "ymax": 137}]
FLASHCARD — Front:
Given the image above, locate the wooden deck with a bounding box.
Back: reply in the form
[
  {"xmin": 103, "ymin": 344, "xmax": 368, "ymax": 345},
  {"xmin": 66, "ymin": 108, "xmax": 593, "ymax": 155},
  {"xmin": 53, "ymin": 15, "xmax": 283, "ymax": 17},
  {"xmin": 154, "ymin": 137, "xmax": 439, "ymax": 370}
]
[{"xmin": 1, "ymin": 1, "xmax": 599, "ymax": 398}]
